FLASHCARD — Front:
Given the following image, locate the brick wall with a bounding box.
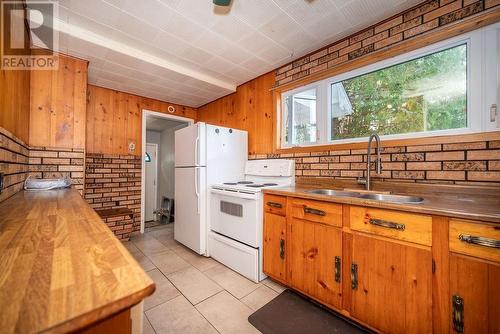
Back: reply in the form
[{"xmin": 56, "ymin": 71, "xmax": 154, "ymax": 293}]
[
  {"xmin": 250, "ymin": 140, "xmax": 500, "ymax": 186},
  {"xmin": 275, "ymin": 0, "xmax": 499, "ymax": 86},
  {"xmin": 0, "ymin": 127, "xmax": 29, "ymax": 202},
  {"xmin": 28, "ymin": 147, "xmax": 85, "ymax": 194},
  {"xmin": 84, "ymin": 153, "xmax": 142, "ymax": 234},
  {"xmin": 1, "ymin": 126, "xmax": 85, "ymax": 202}
]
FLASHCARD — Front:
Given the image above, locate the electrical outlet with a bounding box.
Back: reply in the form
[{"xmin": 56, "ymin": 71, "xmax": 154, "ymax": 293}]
[{"xmin": 0, "ymin": 172, "xmax": 4, "ymax": 194}]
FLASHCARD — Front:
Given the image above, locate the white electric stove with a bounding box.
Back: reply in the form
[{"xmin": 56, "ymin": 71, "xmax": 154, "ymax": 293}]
[{"xmin": 208, "ymin": 159, "xmax": 295, "ymax": 282}]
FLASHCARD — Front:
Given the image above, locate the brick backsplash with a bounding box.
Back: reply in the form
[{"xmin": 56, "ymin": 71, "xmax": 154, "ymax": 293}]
[
  {"xmin": 29, "ymin": 147, "xmax": 85, "ymax": 194},
  {"xmin": 0, "ymin": 126, "xmax": 85, "ymax": 202},
  {"xmin": 0, "ymin": 127, "xmax": 29, "ymax": 202},
  {"xmin": 249, "ymin": 140, "xmax": 500, "ymax": 186},
  {"xmin": 275, "ymin": 0, "xmax": 499, "ymax": 87},
  {"xmin": 84, "ymin": 153, "xmax": 142, "ymax": 236}
]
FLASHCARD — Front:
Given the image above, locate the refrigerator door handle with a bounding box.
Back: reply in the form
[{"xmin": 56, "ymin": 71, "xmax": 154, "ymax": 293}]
[
  {"xmin": 195, "ymin": 135, "xmax": 200, "ymax": 166},
  {"xmin": 195, "ymin": 167, "xmax": 200, "ymax": 214}
]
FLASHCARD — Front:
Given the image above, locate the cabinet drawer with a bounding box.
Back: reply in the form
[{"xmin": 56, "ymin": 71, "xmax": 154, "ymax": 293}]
[
  {"xmin": 290, "ymin": 198, "xmax": 342, "ymax": 227},
  {"xmin": 350, "ymin": 206, "xmax": 432, "ymax": 246},
  {"xmin": 449, "ymin": 219, "xmax": 500, "ymax": 263},
  {"xmin": 264, "ymin": 195, "xmax": 287, "ymax": 216}
]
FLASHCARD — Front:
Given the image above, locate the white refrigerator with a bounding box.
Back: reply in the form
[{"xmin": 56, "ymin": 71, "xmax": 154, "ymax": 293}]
[{"xmin": 174, "ymin": 122, "xmax": 248, "ymax": 255}]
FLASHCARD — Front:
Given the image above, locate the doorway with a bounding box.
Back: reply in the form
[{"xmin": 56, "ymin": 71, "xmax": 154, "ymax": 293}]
[
  {"xmin": 144, "ymin": 143, "xmax": 158, "ymax": 222},
  {"xmin": 141, "ymin": 110, "xmax": 194, "ymax": 233}
]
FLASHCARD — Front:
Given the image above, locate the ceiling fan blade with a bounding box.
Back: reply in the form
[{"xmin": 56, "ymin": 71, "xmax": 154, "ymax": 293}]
[{"xmin": 213, "ymin": 0, "xmax": 232, "ymax": 6}]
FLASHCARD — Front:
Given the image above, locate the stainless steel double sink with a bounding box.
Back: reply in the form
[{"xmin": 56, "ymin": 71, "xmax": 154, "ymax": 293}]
[{"xmin": 306, "ymin": 189, "xmax": 424, "ymax": 204}]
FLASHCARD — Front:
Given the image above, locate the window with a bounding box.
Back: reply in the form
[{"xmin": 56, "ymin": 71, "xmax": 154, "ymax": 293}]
[
  {"xmin": 283, "ymin": 87, "xmax": 318, "ymax": 146},
  {"xmin": 330, "ymin": 45, "xmax": 467, "ymax": 140},
  {"xmin": 280, "ymin": 24, "xmax": 499, "ymax": 148}
]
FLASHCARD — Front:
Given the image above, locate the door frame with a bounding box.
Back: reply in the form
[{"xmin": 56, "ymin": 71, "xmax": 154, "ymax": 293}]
[
  {"xmin": 141, "ymin": 109, "xmax": 194, "ymax": 233},
  {"xmin": 145, "ymin": 142, "xmax": 158, "ymax": 222}
]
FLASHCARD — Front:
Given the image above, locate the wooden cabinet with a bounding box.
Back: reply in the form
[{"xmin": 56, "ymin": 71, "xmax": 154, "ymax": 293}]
[
  {"xmin": 289, "ymin": 218, "xmax": 343, "ymax": 309},
  {"xmin": 350, "ymin": 206, "xmax": 432, "ymax": 246},
  {"xmin": 350, "ymin": 234, "xmax": 432, "ymax": 333},
  {"xmin": 263, "ymin": 212, "xmax": 287, "ymax": 283},
  {"xmin": 264, "ymin": 194, "xmax": 287, "ymax": 216},
  {"xmin": 290, "ymin": 198, "xmax": 342, "ymax": 227},
  {"xmin": 261, "ymin": 193, "xmax": 499, "ymax": 334},
  {"xmin": 449, "ymin": 254, "xmax": 499, "ymax": 333}
]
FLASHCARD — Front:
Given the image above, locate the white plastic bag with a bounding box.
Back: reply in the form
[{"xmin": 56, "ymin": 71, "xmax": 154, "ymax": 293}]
[{"xmin": 24, "ymin": 176, "xmax": 72, "ymax": 191}]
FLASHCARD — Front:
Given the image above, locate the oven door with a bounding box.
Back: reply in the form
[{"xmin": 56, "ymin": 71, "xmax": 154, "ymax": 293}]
[{"xmin": 210, "ymin": 188, "xmax": 262, "ymax": 248}]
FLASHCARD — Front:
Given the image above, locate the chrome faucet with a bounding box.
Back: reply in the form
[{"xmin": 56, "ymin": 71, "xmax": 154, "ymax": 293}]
[{"xmin": 364, "ymin": 134, "xmax": 382, "ymax": 191}]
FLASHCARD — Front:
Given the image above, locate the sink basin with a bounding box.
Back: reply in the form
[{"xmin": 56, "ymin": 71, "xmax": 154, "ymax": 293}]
[
  {"xmin": 306, "ymin": 189, "xmax": 361, "ymax": 197},
  {"xmin": 306, "ymin": 189, "xmax": 424, "ymax": 204},
  {"xmin": 358, "ymin": 193, "xmax": 424, "ymax": 204}
]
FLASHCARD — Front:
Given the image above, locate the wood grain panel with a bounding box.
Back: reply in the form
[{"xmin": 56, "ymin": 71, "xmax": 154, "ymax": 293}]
[
  {"xmin": 350, "ymin": 234, "xmax": 432, "ymax": 334},
  {"xmin": 449, "ymin": 219, "xmax": 500, "ymax": 262},
  {"xmin": 432, "ymin": 216, "xmax": 450, "ymax": 334},
  {"xmin": 290, "ymin": 198, "xmax": 342, "ymax": 227},
  {"xmin": 264, "ymin": 194, "xmax": 287, "ymax": 216},
  {"xmin": 289, "ymin": 218, "xmax": 343, "ymax": 309},
  {"xmin": 0, "ymin": 189, "xmax": 154, "ymax": 333},
  {"xmin": 86, "ymin": 85, "xmax": 197, "ymax": 155},
  {"xmin": 263, "ymin": 212, "xmax": 287, "ymax": 283},
  {"xmin": 197, "ymin": 72, "xmax": 275, "ymax": 155},
  {"xmin": 449, "ymin": 254, "xmax": 500, "ymax": 334},
  {"xmin": 29, "ymin": 53, "xmax": 88, "ymax": 148},
  {"xmin": 350, "ymin": 206, "xmax": 432, "ymax": 246},
  {"xmin": 0, "ymin": 0, "xmax": 30, "ymax": 143}
]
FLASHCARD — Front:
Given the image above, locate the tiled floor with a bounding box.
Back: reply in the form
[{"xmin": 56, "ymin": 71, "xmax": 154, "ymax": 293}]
[{"xmin": 125, "ymin": 224, "xmax": 286, "ymax": 334}]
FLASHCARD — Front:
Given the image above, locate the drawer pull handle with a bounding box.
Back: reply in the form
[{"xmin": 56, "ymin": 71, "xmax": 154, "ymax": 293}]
[
  {"xmin": 267, "ymin": 201, "xmax": 283, "ymax": 209},
  {"xmin": 334, "ymin": 256, "xmax": 341, "ymax": 283},
  {"xmin": 452, "ymin": 295, "xmax": 464, "ymax": 333},
  {"xmin": 279, "ymin": 238, "xmax": 285, "ymax": 259},
  {"xmin": 304, "ymin": 207, "xmax": 326, "ymax": 216},
  {"xmin": 458, "ymin": 234, "xmax": 500, "ymax": 249},
  {"xmin": 351, "ymin": 263, "xmax": 358, "ymax": 290},
  {"xmin": 369, "ymin": 218, "xmax": 405, "ymax": 231}
]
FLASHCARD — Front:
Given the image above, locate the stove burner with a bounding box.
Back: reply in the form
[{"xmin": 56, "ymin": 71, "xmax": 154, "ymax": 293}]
[
  {"xmin": 246, "ymin": 184, "xmax": 265, "ymax": 188},
  {"xmin": 223, "ymin": 182, "xmax": 238, "ymax": 185},
  {"xmin": 237, "ymin": 181, "xmax": 254, "ymax": 184},
  {"xmin": 263, "ymin": 183, "xmax": 278, "ymax": 186}
]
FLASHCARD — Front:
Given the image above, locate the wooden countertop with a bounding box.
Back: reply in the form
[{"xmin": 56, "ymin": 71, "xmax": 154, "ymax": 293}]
[
  {"xmin": 0, "ymin": 189, "xmax": 155, "ymax": 333},
  {"xmin": 264, "ymin": 185, "xmax": 500, "ymax": 224}
]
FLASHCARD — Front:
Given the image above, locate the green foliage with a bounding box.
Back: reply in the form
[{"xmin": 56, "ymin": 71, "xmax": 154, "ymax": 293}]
[{"xmin": 332, "ymin": 45, "xmax": 467, "ymax": 140}]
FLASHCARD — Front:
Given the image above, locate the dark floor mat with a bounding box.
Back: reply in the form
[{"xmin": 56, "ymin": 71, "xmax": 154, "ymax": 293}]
[{"xmin": 248, "ymin": 289, "xmax": 371, "ymax": 334}]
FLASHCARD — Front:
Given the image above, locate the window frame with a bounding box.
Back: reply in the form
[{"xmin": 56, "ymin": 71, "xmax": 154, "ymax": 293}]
[
  {"xmin": 279, "ymin": 23, "xmax": 499, "ymax": 149},
  {"xmin": 281, "ymin": 82, "xmax": 326, "ymax": 148}
]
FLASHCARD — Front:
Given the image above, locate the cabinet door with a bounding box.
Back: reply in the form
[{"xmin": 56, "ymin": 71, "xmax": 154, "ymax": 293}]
[
  {"xmin": 350, "ymin": 234, "xmax": 432, "ymax": 334},
  {"xmin": 289, "ymin": 218, "xmax": 342, "ymax": 309},
  {"xmin": 449, "ymin": 254, "xmax": 500, "ymax": 334},
  {"xmin": 263, "ymin": 212, "xmax": 287, "ymax": 282}
]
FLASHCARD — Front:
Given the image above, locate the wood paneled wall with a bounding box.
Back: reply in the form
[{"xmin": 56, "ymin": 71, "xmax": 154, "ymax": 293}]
[
  {"xmin": 0, "ymin": 68, "xmax": 30, "ymax": 143},
  {"xmin": 0, "ymin": 0, "xmax": 30, "ymax": 143},
  {"xmin": 86, "ymin": 85, "xmax": 197, "ymax": 156},
  {"xmin": 197, "ymin": 72, "xmax": 275, "ymax": 155},
  {"xmin": 29, "ymin": 54, "xmax": 88, "ymax": 148}
]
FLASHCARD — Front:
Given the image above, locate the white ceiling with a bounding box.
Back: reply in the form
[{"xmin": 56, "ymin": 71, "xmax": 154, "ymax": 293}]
[
  {"xmin": 34, "ymin": 0, "xmax": 422, "ymax": 107},
  {"xmin": 146, "ymin": 116, "xmax": 187, "ymax": 131}
]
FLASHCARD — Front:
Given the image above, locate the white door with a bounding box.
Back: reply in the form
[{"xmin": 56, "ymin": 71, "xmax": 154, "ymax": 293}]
[
  {"xmin": 175, "ymin": 122, "xmax": 206, "ymax": 167},
  {"xmin": 145, "ymin": 143, "xmax": 158, "ymax": 222},
  {"xmin": 174, "ymin": 166, "xmax": 206, "ymax": 254}
]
